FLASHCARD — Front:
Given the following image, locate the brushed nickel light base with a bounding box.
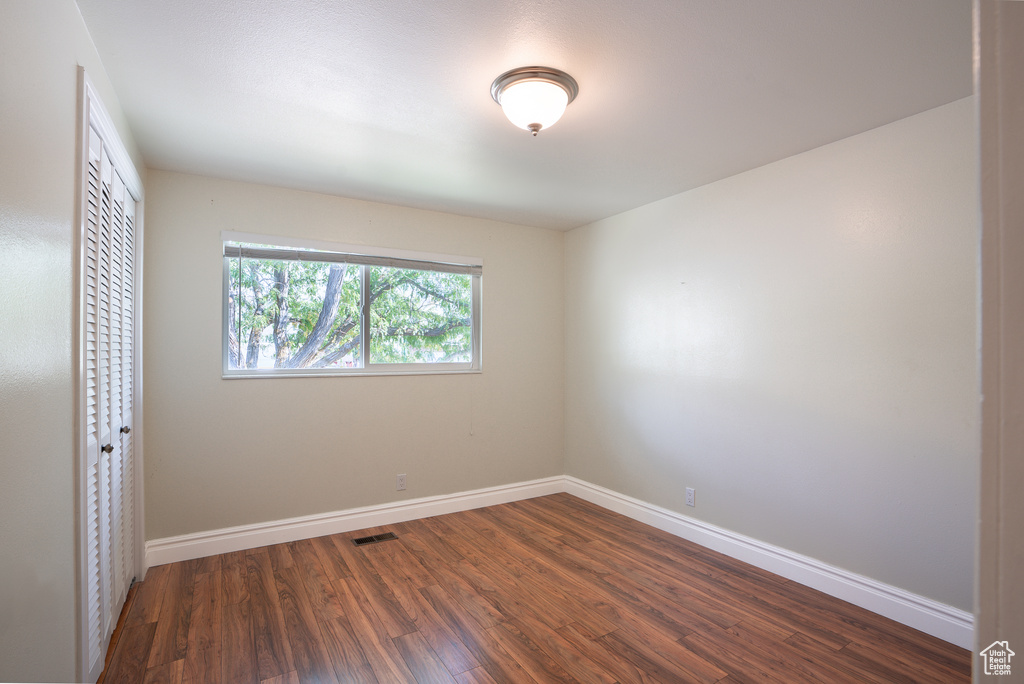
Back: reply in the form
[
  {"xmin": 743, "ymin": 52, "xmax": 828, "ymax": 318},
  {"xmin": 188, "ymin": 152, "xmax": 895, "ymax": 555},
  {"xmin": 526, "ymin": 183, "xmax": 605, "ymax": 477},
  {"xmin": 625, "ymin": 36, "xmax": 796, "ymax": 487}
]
[{"xmin": 490, "ymin": 66, "xmax": 580, "ymax": 105}]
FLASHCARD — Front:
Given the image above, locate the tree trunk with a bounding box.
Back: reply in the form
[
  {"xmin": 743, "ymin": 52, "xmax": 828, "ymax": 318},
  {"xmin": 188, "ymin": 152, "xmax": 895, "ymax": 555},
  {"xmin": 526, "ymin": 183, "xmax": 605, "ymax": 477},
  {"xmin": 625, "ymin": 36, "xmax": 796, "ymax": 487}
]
[
  {"xmin": 227, "ymin": 290, "xmax": 240, "ymax": 367},
  {"xmin": 308, "ymin": 316, "xmax": 357, "ymax": 367},
  {"xmin": 245, "ymin": 262, "xmax": 264, "ymax": 368},
  {"xmin": 273, "ymin": 265, "xmax": 291, "ymax": 367},
  {"xmin": 384, "ymin": 318, "xmax": 470, "ymax": 339},
  {"xmin": 313, "ymin": 333, "xmax": 361, "ymax": 368},
  {"xmin": 284, "ymin": 264, "xmax": 348, "ymax": 368}
]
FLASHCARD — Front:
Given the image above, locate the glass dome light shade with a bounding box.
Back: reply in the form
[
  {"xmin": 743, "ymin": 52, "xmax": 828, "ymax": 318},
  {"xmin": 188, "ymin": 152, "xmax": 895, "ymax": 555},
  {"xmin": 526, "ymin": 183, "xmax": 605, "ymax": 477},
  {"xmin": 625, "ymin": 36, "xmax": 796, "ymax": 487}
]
[
  {"xmin": 491, "ymin": 68, "xmax": 578, "ymax": 136},
  {"xmin": 498, "ymin": 79, "xmax": 570, "ymax": 134}
]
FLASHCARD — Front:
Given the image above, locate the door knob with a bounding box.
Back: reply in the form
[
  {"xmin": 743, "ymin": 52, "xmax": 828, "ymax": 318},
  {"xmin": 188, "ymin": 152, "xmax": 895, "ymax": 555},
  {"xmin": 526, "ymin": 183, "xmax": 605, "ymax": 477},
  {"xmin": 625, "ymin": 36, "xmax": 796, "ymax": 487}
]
[
  {"xmin": 101, "ymin": 444, "xmax": 114, "ymax": 454},
  {"xmin": 120, "ymin": 426, "xmax": 131, "ymax": 434}
]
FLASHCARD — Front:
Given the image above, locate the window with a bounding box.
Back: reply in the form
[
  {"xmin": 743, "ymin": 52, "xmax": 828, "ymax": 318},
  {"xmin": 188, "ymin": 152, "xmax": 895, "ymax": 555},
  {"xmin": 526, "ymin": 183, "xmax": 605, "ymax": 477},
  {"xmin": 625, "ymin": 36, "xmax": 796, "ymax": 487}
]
[{"xmin": 223, "ymin": 233, "xmax": 481, "ymax": 376}]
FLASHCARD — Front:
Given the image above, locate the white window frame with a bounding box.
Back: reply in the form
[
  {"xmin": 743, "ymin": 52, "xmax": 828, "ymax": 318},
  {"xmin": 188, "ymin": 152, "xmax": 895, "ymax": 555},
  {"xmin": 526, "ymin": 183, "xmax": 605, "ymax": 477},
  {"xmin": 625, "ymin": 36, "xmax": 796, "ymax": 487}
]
[{"xmin": 222, "ymin": 231, "xmax": 482, "ymax": 377}]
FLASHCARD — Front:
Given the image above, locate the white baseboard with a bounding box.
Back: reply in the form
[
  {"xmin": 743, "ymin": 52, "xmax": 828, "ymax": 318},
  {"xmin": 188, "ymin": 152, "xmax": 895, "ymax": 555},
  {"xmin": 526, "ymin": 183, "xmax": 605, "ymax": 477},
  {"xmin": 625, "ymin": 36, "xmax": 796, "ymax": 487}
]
[
  {"xmin": 145, "ymin": 474, "xmax": 973, "ymax": 649},
  {"xmin": 563, "ymin": 476, "xmax": 974, "ymax": 650},
  {"xmin": 145, "ymin": 476, "xmax": 564, "ymax": 568}
]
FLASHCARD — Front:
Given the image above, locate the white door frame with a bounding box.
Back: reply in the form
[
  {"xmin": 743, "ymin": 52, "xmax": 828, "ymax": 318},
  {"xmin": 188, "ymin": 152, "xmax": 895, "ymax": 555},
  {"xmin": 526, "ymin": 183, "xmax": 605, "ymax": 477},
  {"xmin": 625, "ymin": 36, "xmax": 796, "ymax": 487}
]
[
  {"xmin": 73, "ymin": 67, "xmax": 146, "ymax": 684},
  {"xmin": 975, "ymin": 0, "xmax": 1024, "ymax": 676}
]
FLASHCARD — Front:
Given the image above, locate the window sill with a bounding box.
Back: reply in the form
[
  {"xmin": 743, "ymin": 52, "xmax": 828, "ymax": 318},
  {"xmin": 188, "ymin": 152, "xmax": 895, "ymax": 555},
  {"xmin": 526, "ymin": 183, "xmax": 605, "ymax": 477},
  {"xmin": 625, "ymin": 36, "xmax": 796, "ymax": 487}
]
[{"xmin": 222, "ymin": 368, "xmax": 482, "ymax": 379}]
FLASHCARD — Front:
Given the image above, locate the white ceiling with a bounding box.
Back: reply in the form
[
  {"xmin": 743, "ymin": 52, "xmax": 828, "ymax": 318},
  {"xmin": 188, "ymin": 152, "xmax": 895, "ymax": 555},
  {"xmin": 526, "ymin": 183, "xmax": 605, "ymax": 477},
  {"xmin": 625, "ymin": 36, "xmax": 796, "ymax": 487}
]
[{"xmin": 75, "ymin": 0, "xmax": 972, "ymax": 230}]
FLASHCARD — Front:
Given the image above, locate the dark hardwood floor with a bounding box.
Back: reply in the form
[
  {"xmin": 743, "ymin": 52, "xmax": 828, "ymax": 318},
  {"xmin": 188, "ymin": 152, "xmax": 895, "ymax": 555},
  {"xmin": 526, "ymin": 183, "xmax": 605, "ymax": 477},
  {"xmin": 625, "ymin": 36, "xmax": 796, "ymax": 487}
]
[{"xmin": 99, "ymin": 493, "xmax": 970, "ymax": 683}]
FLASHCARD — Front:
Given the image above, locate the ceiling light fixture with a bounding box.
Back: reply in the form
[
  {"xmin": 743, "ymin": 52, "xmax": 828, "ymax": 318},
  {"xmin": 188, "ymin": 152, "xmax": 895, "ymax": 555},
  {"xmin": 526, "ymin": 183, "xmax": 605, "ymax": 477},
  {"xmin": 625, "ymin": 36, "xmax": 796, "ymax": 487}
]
[{"xmin": 490, "ymin": 66, "xmax": 579, "ymax": 136}]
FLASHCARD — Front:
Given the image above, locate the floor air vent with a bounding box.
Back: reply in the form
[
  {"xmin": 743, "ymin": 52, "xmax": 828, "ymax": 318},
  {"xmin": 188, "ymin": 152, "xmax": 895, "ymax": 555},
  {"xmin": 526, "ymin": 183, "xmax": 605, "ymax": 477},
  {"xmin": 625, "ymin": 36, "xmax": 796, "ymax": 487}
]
[{"xmin": 352, "ymin": 532, "xmax": 398, "ymax": 546}]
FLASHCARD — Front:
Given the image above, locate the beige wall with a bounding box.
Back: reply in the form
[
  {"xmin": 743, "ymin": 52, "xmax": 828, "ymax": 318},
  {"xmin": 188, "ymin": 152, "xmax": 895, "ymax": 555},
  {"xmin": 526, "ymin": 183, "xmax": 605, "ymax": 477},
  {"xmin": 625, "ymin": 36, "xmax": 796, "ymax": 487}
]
[
  {"xmin": 142, "ymin": 170, "xmax": 565, "ymax": 539},
  {"xmin": 0, "ymin": 5, "xmax": 985, "ymax": 678},
  {"xmin": 0, "ymin": 1, "xmax": 143, "ymax": 681},
  {"xmin": 565, "ymin": 97, "xmax": 979, "ymax": 611}
]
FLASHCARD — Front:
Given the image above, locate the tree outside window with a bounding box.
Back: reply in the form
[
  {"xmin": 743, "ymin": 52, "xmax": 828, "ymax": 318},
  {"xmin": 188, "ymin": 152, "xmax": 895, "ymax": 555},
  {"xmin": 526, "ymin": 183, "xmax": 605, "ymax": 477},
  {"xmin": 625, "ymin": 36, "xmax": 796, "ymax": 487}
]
[{"xmin": 224, "ymin": 240, "xmax": 480, "ymax": 375}]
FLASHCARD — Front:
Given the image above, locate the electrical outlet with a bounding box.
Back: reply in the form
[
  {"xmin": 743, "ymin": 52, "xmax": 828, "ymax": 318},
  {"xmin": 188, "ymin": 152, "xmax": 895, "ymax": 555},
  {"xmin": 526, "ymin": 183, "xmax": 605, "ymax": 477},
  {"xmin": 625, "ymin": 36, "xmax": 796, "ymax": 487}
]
[
  {"xmin": 396, "ymin": 473, "xmax": 407, "ymax": 491},
  {"xmin": 686, "ymin": 487, "xmax": 695, "ymax": 507}
]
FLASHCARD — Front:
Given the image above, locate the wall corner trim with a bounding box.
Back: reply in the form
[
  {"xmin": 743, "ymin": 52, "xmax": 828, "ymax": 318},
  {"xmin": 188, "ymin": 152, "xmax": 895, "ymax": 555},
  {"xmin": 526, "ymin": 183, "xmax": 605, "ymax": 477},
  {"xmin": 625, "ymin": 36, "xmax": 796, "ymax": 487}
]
[
  {"xmin": 563, "ymin": 476, "xmax": 974, "ymax": 649},
  {"xmin": 145, "ymin": 475, "xmax": 973, "ymax": 649}
]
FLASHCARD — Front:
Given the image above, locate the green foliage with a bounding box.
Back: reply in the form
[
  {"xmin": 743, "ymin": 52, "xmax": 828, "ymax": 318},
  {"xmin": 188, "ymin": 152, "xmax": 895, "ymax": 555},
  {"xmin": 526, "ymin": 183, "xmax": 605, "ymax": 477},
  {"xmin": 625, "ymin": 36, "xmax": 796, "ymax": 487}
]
[
  {"xmin": 227, "ymin": 252, "xmax": 472, "ymax": 369},
  {"xmin": 369, "ymin": 266, "xmax": 472, "ymax": 364}
]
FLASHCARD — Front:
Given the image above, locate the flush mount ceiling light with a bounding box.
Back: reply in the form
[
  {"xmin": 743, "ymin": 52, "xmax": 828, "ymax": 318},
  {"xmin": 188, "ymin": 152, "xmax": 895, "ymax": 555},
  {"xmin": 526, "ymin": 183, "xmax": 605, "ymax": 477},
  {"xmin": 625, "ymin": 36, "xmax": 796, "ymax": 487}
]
[{"xmin": 490, "ymin": 66, "xmax": 579, "ymax": 136}]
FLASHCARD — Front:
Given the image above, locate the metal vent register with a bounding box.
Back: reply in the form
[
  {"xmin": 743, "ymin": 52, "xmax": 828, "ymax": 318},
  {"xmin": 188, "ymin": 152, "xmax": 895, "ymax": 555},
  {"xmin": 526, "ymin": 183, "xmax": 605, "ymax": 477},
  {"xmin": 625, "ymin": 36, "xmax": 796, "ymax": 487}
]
[{"xmin": 351, "ymin": 532, "xmax": 398, "ymax": 546}]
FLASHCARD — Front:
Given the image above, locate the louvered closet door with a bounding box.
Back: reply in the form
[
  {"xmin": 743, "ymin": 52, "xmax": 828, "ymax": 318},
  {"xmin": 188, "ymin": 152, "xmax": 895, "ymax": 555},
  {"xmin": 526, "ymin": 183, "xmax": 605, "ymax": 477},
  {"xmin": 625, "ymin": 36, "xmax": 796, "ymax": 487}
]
[
  {"xmin": 116, "ymin": 168, "xmax": 137, "ymax": 608},
  {"xmin": 83, "ymin": 121, "xmax": 136, "ymax": 679},
  {"xmin": 83, "ymin": 120, "xmax": 104, "ymax": 675}
]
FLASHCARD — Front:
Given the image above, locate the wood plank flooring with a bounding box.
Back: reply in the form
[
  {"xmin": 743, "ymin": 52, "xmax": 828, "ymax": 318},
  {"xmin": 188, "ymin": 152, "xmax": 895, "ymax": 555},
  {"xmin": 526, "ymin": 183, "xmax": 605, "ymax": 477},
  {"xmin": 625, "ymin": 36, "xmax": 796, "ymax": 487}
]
[{"xmin": 100, "ymin": 494, "xmax": 970, "ymax": 683}]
